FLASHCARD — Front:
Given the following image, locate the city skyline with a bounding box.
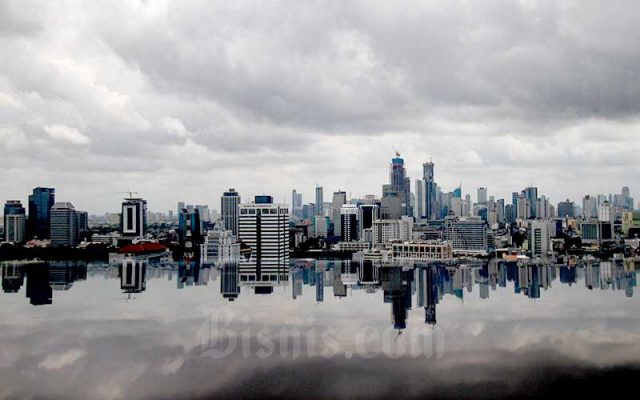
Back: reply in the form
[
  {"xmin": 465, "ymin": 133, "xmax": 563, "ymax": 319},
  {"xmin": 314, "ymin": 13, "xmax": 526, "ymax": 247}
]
[{"xmin": 1, "ymin": 1, "xmax": 639, "ymax": 213}]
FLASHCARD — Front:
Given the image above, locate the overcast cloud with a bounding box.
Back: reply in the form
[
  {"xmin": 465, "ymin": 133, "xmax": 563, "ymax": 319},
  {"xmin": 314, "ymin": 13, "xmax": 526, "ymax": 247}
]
[{"xmin": 1, "ymin": 0, "xmax": 639, "ymax": 213}]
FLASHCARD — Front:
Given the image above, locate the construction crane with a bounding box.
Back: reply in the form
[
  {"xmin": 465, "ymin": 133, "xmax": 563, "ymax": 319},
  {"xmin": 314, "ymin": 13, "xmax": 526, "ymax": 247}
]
[{"xmin": 118, "ymin": 191, "xmax": 139, "ymax": 199}]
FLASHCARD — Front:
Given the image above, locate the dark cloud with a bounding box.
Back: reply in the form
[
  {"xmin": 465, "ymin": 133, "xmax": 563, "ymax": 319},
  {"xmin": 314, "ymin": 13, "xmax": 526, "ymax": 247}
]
[{"xmin": 0, "ymin": 0, "xmax": 639, "ymax": 212}]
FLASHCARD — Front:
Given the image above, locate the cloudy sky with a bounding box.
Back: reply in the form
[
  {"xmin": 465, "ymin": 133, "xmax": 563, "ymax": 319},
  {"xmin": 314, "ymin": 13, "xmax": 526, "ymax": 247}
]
[{"xmin": 1, "ymin": 0, "xmax": 639, "ymax": 213}]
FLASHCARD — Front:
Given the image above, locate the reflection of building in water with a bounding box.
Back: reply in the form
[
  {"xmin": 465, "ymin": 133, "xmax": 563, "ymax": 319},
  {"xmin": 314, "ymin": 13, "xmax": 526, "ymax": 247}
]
[
  {"xmin": 21, "ymin": 263, "xmax": 87, "ymax": 305},
  {"xmin": 177, "ymin": 259, "xmax": 210, "ymax": 289},
  {"xmin": 358, "ymin": 260, "xmax": 380, "ymax": 293},
  {"xmin": 418, "ymin": 266, "xmax": 438, "ymax": 325},
  {"xmin": 26, "ymin": 265, "xmax": 52, "ymax": 305},
  {"xmin": 332, "ymin": 261, "xmax": 347, "ymax": 298},
  {"xmin": 315, "ymin": 265, "xmax": 324, "ymax": 303},
  {"xmin": 381, "ymin": 267, "xmax": 414, "ymax": 331},
  {"xmin": 120, "ymin": 259, "xmax": 147, "ymax": 294},
  {"xmin": 220, "ymin": 261, "xmax": 240, "ymax": 301},
  {"xmin": 2, "ymin": 263, "xmax": 24, "ymax": 293},
  {"xmin": 48, "ymin": 262, "xmax": 87, "ymax": 291}
]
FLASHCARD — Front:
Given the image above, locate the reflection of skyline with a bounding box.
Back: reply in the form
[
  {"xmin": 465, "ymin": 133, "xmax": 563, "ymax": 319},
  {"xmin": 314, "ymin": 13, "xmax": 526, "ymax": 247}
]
[
  {"xmin": 2, "ymin": 260, "xmax": 638, "ymax": 322},
  {"xmin": 1, "ymin": 262, "xmax": 87, "ymax": 306}
]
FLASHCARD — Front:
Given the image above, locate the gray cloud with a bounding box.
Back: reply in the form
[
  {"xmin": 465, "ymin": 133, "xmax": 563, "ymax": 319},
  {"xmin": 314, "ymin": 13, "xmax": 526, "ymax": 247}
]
[{"xmin": 0, "ymin": 0, "xmax": 639, "ymax": 212}]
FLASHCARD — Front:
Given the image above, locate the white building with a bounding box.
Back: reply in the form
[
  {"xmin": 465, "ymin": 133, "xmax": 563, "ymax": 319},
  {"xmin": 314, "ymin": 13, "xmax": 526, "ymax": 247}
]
[
  {"xmin": 201, "ymin": 228, "xmax": 241, "ymax": 265},
  {"xmin": 340, "ymin": 204, "xmax": 359, "ymax": 242},
  {"xmin": 391, "ymin": 241, "xmax": 453, "ymax": 262},
  {"xmin": 121, "ymin": 198, "xmax": 147, "ymax": 237},
  {"xmin": 598, "ymin": 201, "xmax": 612, "ymax": 222},
  {"xmin": 527, "ymin": 220, "xmax": 553, "ymax": 257},
  {"xmin": 371, "ymin": 216, "xmax": 413, "ymax": 249},
  {"xmin": 238, "ymin": 196, "xmax": 289, "ymax": 281},
  {"xmin": 443, "ymin": 216, "xmax": 488, "ymax": 255}
]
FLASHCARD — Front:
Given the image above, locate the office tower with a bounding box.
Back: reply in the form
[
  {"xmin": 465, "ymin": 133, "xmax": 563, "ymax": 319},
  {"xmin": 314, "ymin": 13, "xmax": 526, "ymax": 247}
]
[
  {"xmin": 291, "ymin": 189, "xmax": 303, "ymax": 218},
  {"xmin": 178, "ymin": 207, "xmax": 202, "ymax": 245},
  {"xmin": 4, "ymin": 201, "xmax": 26, "ymax": 244},
  {"xmin": 598, "ymin": 200, "xmax": 612, "ymax": 222},
  {"xmin": 415, "ymin": 179, "xmax": 424, "ymax": 220},
  {"xmin": 528, "ymin": 220, "xmax": 552, "ymax": 256},
  {"xmin": 582, "ymin": 195, "xmax": 597, "ymax": 219},
  {"xmin": 121, "ymin": 197, "xmax": 147, "ymax": 237},
  {"xmin": 50, "ymin": 202, "xmax": 78, "ymax": 247},
  {"xmin": 453, "ymin": 185, "xmax": 462, "ymax": 199},
  {"xmin": 621, "ymin": 187, "xmax": 634, "ymax": 210},
  {"xmin": 536, "ymin": 195, "xmax": 549, "ymax": 219},
  {"xmin": 315, "ymin": 186, "xmax": 324, "ymax": 216},
  {"xmin": 511, "ymin": 192, "xmax": 519, "ymax": 207},
  {"xmin": 195, "ymin": 205, "xmax": 210, "ymax": 222},
  {"xmin": 371, "ymin": 217, "xmax": 413, "ymax": 248},
  {"xmin": 477, "ymin": 187, "xmax": 488, "ymax": 205},
  {"xmin": 76, "ymin": 211, "xmax": 88, "ymax": 235},
  {"xmin": 496, "ymin": 199, "xmax": 505, "ymax": 223},
  {"xmin": 557, "ymin": 199, "xmax": 575, "ymax": 218},
  {"xmin": 332, "ymin": 191, "xmax": 347, "ymax": 236},
  {"xmin": 381, "ymin": 187, "xmax": 403, "ymax": 219},
  {"xmin": 516, "ymin": 194, "xmax": 530, "ymax": 220},
  {"xmin": 221, "ymin": 188, "xmax": 240, "ymax": 236},
  {"xmin": 422, "ymin": 161, "xmax": 436, "ymax": 220},
  {"xmin": 313, "ymin": 216, "xmax": 329, "ymax": 238},
  {"xmin": 523, "ymin": 187, "xmax": 538, "ymax": 218},
  {"xmin": 339, "ymin": 204, "xmax": 358, "ymax": 242},
  {"xmin": 177, "ymin": 202, "xmax": 185, "ymax": 216},
  {"xmin": 27, "ymin": 187, "xmax": 55, "ymax": 239},
  {"xmin": 505, "ymin": 204, "xmax": 516, "ymax": 224},
  {"xmin": 238, "ymin": 195, "xmax": 289, "ymax": 270},
  {"xmin": 443, "ymin": 216, "xmax": 488, "ymax": 254},
  {"xmin": 358, "ymin": 204, "xmax": 379, "ymax": 240},
  {"xmin": 388, "ymin": 152, "xmax": 412, "ymax": 217}
]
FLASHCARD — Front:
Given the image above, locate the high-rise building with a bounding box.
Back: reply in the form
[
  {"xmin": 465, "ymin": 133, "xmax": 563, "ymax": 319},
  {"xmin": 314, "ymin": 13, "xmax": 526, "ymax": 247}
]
[
  {"xmin": 422, "ymin": 161, "xmax": 436, "ymax": 220},
  {"xmin": 177, "ymin": 202, "xmax": 185, "ymax": 216},
  {"xmin": 315, "ymin": 186, "xmax": 324, "ymax": 216},
  {"xmin": 358, "ymin": 204, "xmax": 379, "ymax": 240},
  {"xmin": 50, "ymin": 202, "xmax": 78, "ymax": 247},
  {"xmin": 4, "ymin": 201, "xmax": 26, "ymax": 244},
  {"xmin": 598, "ymin": 200, "xmax": 612, "ymax": 222},
  {"xmin": 415, "ymin": 178, "xmax": 424, "ymax": 220},
  {"xmin": 528, "ymin": 220, "xmax": 552, "ymax": 256},
  {"xmin": 524, "ymin": 187, "xmax": 538, "ymax": 218},
  {"xmin": 121, "ymin": 198, "xmax": 147, "ymax": 237},
  {"xmin": 557, "ymin": 199, "xmax": 575, "ymax": 219},
  {"xmin": 582, "ymin": 195, "xmax": 597, "ymax": 219},
  {"xmin": 313, "ymin": 216, "xmax": 329, "ymax": 238},
  {"xmin": 28, "ymin": 187, "xmax": 55, "ymax": 239},
  {"xmin": 339, "ymin": 204, "xmax": 358, "ymax": 242},
  {"xmin": 477, "ymin": 187, "xmax": 488, "ymax": 205},
  {"xmin": 291, "ymin": 190, "xmax": 303, "ymax": 218},
  {"xmin": 388, "ymin": 152, "xmax": 411, "ymax": 217},
  {"xmin": 371, "ymin": 217, "xmax": 413, "ymax": 249},
  {"xmin": 178, "ymin": 208, "xmax": 202, "ymax": 245},
  {"xmin": 331, "ymin": 191, "xmax": 347, "ymax": 236},
  {"xmin": 443, "ymin": 216, "xmax": 488, "ymax": 254},
  {"xmin": 195, "ymin": 205, "xmax": 210, "ymax": 222},
  {"xmin": 238, "ymin": 195, "xmax": 289, "ymax": 274},
  {"xmin": 221, "ymin": 189, "xmax": 240, "ymax": 236}
]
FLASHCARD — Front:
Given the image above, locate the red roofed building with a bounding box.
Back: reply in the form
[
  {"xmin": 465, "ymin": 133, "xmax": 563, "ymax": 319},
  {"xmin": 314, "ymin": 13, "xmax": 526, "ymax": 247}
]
[{"xmin": 109, "ymin": 242, "xmax": 171, "ymax": 265}]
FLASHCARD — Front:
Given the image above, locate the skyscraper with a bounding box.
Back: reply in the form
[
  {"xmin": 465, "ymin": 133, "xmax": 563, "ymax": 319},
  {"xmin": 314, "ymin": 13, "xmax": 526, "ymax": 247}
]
[
  {"xmin": 332, "ymin": 191, "xmax": 347, "ymax": 236},
  {"xmin": 422, "ymin": 161, "xmax": 436, "ymax": 220},
  {"xmin": 477, "ymin": 187, "xmax": 488, "ymax": 205},
  {"xmin": 382, "ymin": 152, "xmax": 411, "ymax": 219},
  {"xmin": 524, "ymin": 187, "xmax": 538, "ymax": 218},
  {"xmin": 315, "ymin": 186, "xmax": 324, "ymax": 216},
  {"xmin": 415, "ymin": 178, "xmax": 424, "ymax": 220},
  {"xmin": 221, "ymin": 188, "xmax": 240, "ymax": 236},
  {"xmin": 121, "ymin": 197, "xmax": 147, "ymax": 237},
  {"xmin": 557, "ymin": 199, "xmax": 575, "ymax": 218},
  {"xmin": 28, "ymin": 187, "xmax": 55, "ymax": 239},
  {"xmin": 291, "ymin": 189, "xmax": 303, "ymax": 218},
  {"xmin": 4, "ymin": 201, "xmax": 26, "ymax": 244},
  {"xmin": 358, "ymin": 204, "xmax": 379, "ymax": 240},
  {"xmin": 339, "ymin": 204, "xmax": 358, "ymax": 242},
  {"xmin": 50, "ymin": 202, "xmax": 78, "ymax": 247},
  {"xmin": 238, "ymin": 196, "xmax": 289, "ymax": 279}
]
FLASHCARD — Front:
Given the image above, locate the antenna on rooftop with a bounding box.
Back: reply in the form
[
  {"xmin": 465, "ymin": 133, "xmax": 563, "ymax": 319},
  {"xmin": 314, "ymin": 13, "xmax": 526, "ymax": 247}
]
[{"xmin": 118, "ymin": 191, "xmax": 138, "ymax": 198}]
